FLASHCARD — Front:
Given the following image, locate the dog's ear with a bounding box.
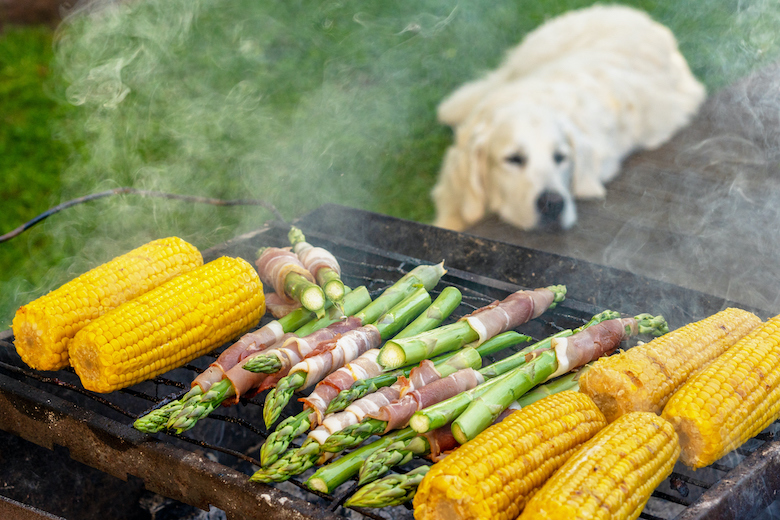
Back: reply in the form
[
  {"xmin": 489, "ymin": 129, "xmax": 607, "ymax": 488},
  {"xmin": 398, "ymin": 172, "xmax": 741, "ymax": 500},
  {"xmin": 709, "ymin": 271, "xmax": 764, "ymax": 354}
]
[
  {"xmin": 432, "ymin": 125, "xmax": 490, "ymax": 230},
  {"xmin": 559, "ymin": 117, "xmax": 606, "ymax": 199},
  {"xmin": 437, "ymin": 76, "xmax": 502, "ymax": 127}
]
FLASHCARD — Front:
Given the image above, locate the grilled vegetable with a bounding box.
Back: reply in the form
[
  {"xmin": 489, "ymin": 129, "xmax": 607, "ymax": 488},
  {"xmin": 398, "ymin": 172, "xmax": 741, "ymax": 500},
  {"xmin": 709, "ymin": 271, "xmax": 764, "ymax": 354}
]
[
  {"xmin": 256, "ymin": 247, "xmax": 325, "ymax": 315},
  {"xmin": 13, "ymin": 237, "xmax": 203, "ymax": 371},
  {"xmin": 451, "ymin": 314, "xmax": 665, "ymax": 443},
  {"xmin": 262, "ymin": 288, "xmax": 433, "ymax": 427},
  {"xmin": 69, "ymin": 256, "xmax": 264, "ymax": 393},
  {"xmin": 662, "ymin": 314, "xmax": 780, "ymax": 469},
  {"xmin": 377, "ymin": 285, "xmax": 566, "ymax": 370},
  {"xmin": 346, "ymin": 466, "xmax": 430, "ymax": 508},
  {"xmin": 413, "ymin": 391, "xmax": 607, "ymax": 520},
  {"xmin": 520, "ymin": 412, "xmax": 680, "ymax": 520},
  {"xmin": 580, "ymin": 307, "xmax": 761, "ymax": 422}
]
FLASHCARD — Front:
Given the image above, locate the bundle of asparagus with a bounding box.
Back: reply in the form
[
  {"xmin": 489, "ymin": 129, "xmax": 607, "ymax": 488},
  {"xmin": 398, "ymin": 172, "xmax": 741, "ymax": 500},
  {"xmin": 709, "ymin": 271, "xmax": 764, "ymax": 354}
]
[
  {"xmin": 301, "ymin": 313, "xmax": 667, "ymax": 495},
  {"xmin": 259, "ymin": 287, "xmax": 464, "ymax": 466},
  {"xmin": 249, "ymin": 286, "xmax": 570, "ymax": 483},
  {"xmin": 256, "ymin": 246, "xmax": 326, "ymax": 316}
]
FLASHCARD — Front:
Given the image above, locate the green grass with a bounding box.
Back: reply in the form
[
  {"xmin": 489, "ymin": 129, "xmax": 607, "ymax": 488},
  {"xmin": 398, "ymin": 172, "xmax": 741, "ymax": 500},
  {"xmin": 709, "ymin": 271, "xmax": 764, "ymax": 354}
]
[{"xmin": 2, "ymin": 0, "xmax": 780, "ymax": 328}]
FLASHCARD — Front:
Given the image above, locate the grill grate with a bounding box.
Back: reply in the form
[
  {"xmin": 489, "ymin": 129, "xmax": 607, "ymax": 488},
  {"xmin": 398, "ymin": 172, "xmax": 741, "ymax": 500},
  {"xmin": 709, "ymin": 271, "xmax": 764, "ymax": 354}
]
[{"xmin": 1, "ymin": 207, "xmax": 778, "ymax": 520}]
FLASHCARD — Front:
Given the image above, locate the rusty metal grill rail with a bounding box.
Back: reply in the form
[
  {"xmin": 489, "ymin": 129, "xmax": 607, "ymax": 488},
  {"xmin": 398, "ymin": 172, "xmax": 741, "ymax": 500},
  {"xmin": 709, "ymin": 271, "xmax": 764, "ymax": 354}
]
[{"xmin": 1, "ymin": 208, "xmax": 779, "ymax": 520}]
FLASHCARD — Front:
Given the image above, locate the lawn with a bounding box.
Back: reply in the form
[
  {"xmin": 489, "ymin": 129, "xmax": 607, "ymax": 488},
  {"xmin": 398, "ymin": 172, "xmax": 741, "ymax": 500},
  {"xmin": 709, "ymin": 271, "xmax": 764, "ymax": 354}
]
[{"xmin": 2, "ymin": 0, "xmax": 780, "ymax": 328}]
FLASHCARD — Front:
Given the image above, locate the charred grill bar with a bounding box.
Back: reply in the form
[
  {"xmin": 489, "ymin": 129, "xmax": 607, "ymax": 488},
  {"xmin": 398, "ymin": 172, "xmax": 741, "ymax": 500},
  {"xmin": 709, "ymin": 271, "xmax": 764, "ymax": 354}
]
[{"xmin": 0, "ymin": 205, "xmax": 776, "ymax": 520}]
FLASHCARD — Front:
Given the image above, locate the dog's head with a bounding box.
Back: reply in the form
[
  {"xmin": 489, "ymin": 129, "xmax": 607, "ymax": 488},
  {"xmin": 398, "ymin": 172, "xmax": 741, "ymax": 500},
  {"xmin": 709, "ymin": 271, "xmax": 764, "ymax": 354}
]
[{"xmin": 434, "ymin": 102, "xmax": 596, "ymax": 231}]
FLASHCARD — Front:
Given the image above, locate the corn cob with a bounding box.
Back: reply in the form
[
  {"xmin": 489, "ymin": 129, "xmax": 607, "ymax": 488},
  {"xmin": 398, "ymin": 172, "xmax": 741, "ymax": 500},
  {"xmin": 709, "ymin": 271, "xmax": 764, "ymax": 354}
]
[
  {"xmin": 580, "ymin": 308, "xmax": 761, "ymax": 422},
  {"xmin": 520, "ymin": 411, "xmax": 680, "ymax": 520},
  {"xmin": 69, "ymin": 256, "xmax": 264, "ymax": 393},
  {"xmin": 412, "ymin": 391, "xmax": 607, "ymax": 520},
  {"xmin": 662, "ymin": 314, "xmax": 780, "ymax": 469},
  {"xmin": 12, "ymin": 237, "xmax": 203, "ymax": 371}
]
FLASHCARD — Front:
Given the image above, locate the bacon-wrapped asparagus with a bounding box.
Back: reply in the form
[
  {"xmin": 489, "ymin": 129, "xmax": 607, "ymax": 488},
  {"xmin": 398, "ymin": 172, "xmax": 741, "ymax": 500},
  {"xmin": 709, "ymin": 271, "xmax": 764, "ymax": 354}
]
[
  {"xmin": 251, "ymin": 348, "xmax": 483, "ymax": 480},
  {"xmin": 132, "ymin": 300, "xmax": 331, "ymax": 433},
  {"xmin": 262, "ymin": 287, "xmax": 433, "ymax": 427},
  {"xmin": 289, "ymin": 227, "xmax": 345, "ymax": 305},
  {"xmin": 377, "ymin": 285, "xmax": 566, "ymax": 369},
  {"xmin": 357, "ymin": 368, "xmax": 589, "ymax": 487},
  {"xmin": 450, "ymin": 313, "xmax": 668, "ymax": 443},
  {"xmin": 243, "ymin": 263, "xmax": 447, "ymax": 374},
  {"xmin": 256, "ymin": 246, "xmax": 325, "ymax": 316}
]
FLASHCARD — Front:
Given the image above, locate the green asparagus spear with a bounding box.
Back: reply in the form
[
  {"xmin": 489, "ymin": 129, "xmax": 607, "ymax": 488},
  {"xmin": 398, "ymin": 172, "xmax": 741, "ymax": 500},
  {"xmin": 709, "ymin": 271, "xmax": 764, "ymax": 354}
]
[
  {"xmin": 260, "ymin": 409, "xmax": 315, "ymax": 467},
  {"xmin": 306, "ymin": 428, "xmax": 418, "ymax": 494},
  {"xmin": 345, "ymin": 466, "xmax": 430, "ymax": 508},
  {"xmin": 250, "ymin": 438, "xmax": 323, "ymax": 483}
]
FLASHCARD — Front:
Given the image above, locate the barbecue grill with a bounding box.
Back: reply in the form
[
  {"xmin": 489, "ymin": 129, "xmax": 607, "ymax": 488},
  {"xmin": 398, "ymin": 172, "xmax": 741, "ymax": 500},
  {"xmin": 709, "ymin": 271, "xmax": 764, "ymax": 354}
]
[{"xmin": 0, "ymin": 204, "xmax": 776, "ymax": 520}]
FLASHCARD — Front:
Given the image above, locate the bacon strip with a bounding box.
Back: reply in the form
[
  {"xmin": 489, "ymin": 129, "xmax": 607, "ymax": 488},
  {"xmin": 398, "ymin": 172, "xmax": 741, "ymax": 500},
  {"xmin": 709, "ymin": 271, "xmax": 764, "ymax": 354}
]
[
  {"xmin": 300, "ymin": 349, "xmax": 384, "ymax": 425},
  {"xmin": 255, "ymin": 247, "xmax": 315, "ymax": 304},
  {"xmin": 191, "ymin": 321, "xmax": 289, "ymax": 392},
  {"xmin": 221, "ymin": 317, "xmax": 362, "ymax": 404},
  {"xmin": 547, "ymin": 317, "xmax": 637, "ymax": 379},
  {"xmin": 293, "ymin": 241, "xmax": 341, "ymax": 278},
  {"xmin": 308, "ymin": 359, "xmax": 446, "ymax": 445},
  {"xmin": 290, "ymin": 325, "xmax": 381, "ymax": 390},
  {"xmin": 462, "ymin": 287, "xmax": 556, "ymax": 344},
  {"xmin": 368, "ymin": 368, "xmax": 484, "ymax": 432},
  {"xmin": 265, "ymin": 293, "xmax": 303, "ymax": 319}
]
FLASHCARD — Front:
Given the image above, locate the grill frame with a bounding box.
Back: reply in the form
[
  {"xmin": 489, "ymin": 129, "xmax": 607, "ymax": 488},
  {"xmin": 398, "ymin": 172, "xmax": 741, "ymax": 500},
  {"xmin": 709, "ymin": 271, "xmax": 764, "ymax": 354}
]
[{"xmin": 0, "ymin": 204, "xmax": 777, "ymax": 520}]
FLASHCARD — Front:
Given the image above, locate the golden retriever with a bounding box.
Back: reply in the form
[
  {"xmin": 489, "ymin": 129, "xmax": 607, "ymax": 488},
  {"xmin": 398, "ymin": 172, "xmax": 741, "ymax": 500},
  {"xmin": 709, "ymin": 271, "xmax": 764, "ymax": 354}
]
[{"xmin": 432, "ymin": 4, "xmax": 706, "ymax": 231}]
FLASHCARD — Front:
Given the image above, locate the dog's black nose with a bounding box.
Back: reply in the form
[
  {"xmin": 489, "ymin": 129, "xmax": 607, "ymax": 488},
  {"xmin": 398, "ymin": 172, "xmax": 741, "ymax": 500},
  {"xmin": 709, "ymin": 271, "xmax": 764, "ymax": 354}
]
[
  {"xmin": 536, "ymin": 191, "xmax": 563, "ymax": 220},
  {"xmin": 536, "ymin": 191, "xmax": 565, "ymax": 221}
]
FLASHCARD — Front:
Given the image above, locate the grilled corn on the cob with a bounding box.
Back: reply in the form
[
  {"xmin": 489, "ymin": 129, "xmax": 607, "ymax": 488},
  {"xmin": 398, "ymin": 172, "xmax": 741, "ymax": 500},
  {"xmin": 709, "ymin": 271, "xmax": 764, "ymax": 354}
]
[
  {"xmin": 580, "ymin": 308, "xmax": 761, "ymax": 422},
  {"xmin": 13, "ymin": 237, "xmax": 203, "ymax": 371},
  {"xmin": 69, "ymin": 256, "xmax": 264, "ymax": 393},
  {"xmin": 662, "ymin": 314, "xmax": 780, "ymax": 468},
  {"xmin": 520, "ymin": 411, "xmax": 680, "ymax": 520},
  {"xmin": 413, "ymin": 391, "xmax": 607, "ymax": 520}
]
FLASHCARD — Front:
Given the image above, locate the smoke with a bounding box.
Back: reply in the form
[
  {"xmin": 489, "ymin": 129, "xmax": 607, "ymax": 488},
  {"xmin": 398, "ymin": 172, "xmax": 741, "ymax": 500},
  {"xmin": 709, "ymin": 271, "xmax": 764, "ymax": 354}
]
[{"xmin": 3, "ymin": 0, "xmax": 780, "ymax": 326}]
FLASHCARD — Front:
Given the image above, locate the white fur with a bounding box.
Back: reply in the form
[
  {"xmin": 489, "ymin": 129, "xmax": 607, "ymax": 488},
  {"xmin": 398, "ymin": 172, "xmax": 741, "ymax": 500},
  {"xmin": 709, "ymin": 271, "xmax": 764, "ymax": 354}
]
[{"xmin": 432, "ymin": 4, "xmax": 706, "ymax": 231}]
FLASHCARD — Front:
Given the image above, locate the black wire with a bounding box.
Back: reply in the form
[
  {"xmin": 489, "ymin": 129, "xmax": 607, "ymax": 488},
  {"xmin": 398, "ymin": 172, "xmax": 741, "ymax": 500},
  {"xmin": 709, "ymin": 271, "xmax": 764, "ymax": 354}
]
[{"xmin": 0, "ymin": 187, "xmax": 287, "ymax": 243}]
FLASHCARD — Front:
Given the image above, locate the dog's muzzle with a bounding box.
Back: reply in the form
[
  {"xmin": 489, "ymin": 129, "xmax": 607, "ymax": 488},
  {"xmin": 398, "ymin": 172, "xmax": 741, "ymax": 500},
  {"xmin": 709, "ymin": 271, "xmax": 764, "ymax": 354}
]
[{"xmin": 536, "ymin": 190, "xmax": 565, "ymax": 224}]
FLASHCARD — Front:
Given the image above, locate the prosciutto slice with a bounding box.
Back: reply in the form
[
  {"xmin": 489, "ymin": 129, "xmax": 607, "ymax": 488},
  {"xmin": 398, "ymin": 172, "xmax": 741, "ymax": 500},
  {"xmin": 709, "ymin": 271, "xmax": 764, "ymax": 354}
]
[
  {"xmin": 308, "ymin": 359, "xmax": 447, "ymax": 445},
  {"xmin": 293, "ymin": 241, "xmax": 341, "ymax": 278},
  {"xmin": 222, "ymin": 317, "xmax": 362, "ymax": 404},
  {"xmin": 191, "ymin": 321, "xmax": 289, "ymax": 392},
  {"xmin": 300, "ymin": 349, "xmax": 384, "ymax": 425},
  {"xmin": 255, "ymin": 247, "xmax": 315, "ymax": 304},
  {"xmin": 368, "ymin": 368, "xmax": 484, "ymax": 432},
  {"xmin": 547, "ymin": 317, "xmax": 638, "ymax": 379},
  {"xmin": 463, "ymin": 287, "xmax": 557, "ymax": 345},
  {"xmin": 289, "ymin": 325, "xmax": 382, "ymax": 390},
  {"xmin": 266, "ymin": 293, "xmax": 303, "ymax": 319}
]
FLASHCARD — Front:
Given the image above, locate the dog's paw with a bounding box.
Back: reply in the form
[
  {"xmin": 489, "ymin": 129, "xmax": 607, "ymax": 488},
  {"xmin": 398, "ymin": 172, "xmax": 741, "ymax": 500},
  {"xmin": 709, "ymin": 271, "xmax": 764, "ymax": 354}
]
[{"xmin": 573, "ymin": 176, "xmax": 607, "ymax": 199}]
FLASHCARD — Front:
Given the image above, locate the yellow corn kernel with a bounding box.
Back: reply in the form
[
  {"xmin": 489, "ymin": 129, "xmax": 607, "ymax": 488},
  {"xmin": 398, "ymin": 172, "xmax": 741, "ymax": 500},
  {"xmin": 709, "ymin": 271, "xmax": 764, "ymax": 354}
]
[
  {"xmin": 412, "ymin": 391, "xmax": 607, "ymax": 520},
  {"xmin": 68, "ymin": 256, "xmax": 264, "ymax": 393},
  {"xmin": 521, "ymin": 412, "xmax": 679, "ymax": 520},
  {"xmin": 12, "ymin": 237, "xmax": 203, "ymax": 371},
  {"xmin": 580, "ymin": 308, "xmax": 761, "ymax": 422},
  {"xmin": 662, "ymin": 314, "xmax": 780, "ymax": 468}
]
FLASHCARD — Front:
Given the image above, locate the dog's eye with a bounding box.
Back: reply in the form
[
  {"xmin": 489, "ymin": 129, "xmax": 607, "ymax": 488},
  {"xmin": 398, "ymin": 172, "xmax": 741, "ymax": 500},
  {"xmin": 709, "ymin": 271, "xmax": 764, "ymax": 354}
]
[
  {"xmin": 553, "ymin": 151, "xmax": 567, "ymax": 164},
  {"xmin": 505, "ymin": 153, "xmax": 527, "ymax": 167}
]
